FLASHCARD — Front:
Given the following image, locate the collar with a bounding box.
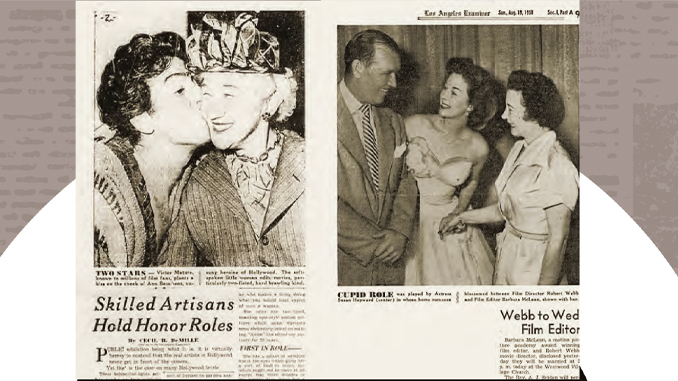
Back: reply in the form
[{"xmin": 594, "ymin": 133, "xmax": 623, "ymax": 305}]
[
  {"xmin": 228, "ymin": 129, "xmax": 282, "ymax": 164},
  {"xmin": 189, "ymin": 131, "xmax": 304, "ymax": 227},
  {"xmin": 514, "ymin": 130, "xmax": 557, "ymax": 169},
  {"xmin": 339, "ymin": 79, "xmax": 367, "ymax": 115}
]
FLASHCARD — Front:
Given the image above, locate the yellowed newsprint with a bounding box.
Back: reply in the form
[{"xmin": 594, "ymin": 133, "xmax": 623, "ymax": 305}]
[{"xmin": 76, "ymin": 1, "xmax": 579, "ymax": 379}]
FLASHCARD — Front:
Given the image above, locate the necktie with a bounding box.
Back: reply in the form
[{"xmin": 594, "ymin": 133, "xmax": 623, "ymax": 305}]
[{"xmin": 359, "ymin": 103, "xmax": 379, "ymax": 191}]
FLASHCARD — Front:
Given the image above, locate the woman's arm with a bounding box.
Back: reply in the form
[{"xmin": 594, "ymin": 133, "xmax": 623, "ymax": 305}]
[
  {"xmin": 438, "ymin": 203, "xmax": 504, "ymax": 235},
  {"xmin": 539, "ymin": 204, "xmax": 572, "ymax": 285},
  {"xmin": 452, "ymin": 134, "xmax": 489, "ymax": 215}
]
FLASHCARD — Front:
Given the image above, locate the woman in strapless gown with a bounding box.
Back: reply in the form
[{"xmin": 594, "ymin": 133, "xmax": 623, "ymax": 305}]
[{"xmin": 403, "ymin": 58, "xmax": 496, "ymax": 285}]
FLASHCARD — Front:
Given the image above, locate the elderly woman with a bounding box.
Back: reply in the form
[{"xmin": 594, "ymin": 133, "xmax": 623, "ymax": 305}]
[
  {"xmin": 94, "ymin": 32, "xmax": 209, "ymax": 267},
  {"xmin": 402, "ymin": 58, "xmax": 496, "ymax": 285},
  {"xmin": 439, "ymin": 70, "xmax": 579, "ymax": 285},
  {"xmin": 157, "ymin": 13, "xmax": 304, "ymax": 267}
]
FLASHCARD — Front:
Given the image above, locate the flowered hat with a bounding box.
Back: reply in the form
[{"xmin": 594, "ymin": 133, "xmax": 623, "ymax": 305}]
[{"xmin": 186, "ymin": 12, "xmax": 281, "ymax": 74}]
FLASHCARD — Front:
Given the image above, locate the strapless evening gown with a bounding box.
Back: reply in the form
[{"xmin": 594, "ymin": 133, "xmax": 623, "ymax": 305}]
[{"xmin": 404, "ymin": 137, "xmax": 495, "ymax": 285}]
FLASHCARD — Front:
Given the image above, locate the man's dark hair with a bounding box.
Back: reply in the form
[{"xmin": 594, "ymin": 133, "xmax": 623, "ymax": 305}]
[
  {"xmin": 444, "ymin": 57, "xmax": 496, "ymax": 129},
  {"xmin": 506, "ymin": 70, "xmax": 565, "ymax": 130},
  {"xmin": 97, "ymin": 32, "xmax": 190, "ymax": 145},
  {"xmin": 344, "ymin": 29, "xmax": 399, "ymax": 76}
]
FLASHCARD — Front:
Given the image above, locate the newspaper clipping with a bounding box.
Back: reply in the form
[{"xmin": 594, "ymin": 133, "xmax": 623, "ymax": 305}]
[{"xmin": 76, "ymin": 1, "xmax": 579, "ymax": 379}]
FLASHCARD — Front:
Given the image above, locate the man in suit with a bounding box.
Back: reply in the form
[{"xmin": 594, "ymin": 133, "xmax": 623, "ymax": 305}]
[{"xmin": 337, "ymin": 30, "xmax": 418, "ymax": 286}]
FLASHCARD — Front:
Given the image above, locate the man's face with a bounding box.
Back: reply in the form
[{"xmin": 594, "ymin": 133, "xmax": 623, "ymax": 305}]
[
  {"xmin": 353, "ymin": 44, "xmax": 400, "ymax": 105},
  {"xmin": 145, "ymin": 57, "xmax": 210, "ymax": 146}
]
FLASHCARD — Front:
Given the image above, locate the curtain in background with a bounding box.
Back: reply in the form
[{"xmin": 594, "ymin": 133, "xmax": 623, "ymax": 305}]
[{"xmin": 337, "ymin": 25, "xmax": 579, "ymax": 166}]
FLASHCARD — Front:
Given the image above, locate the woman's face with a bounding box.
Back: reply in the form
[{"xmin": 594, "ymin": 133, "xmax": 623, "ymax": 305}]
[
  {"xmin": 145, "ymin": 57, "xmax": 209, "ymax": 146},
  {"xmin": 502, "ymin": 89, "xmax": 531, "ymax": 138},
  {"xmin": 199, "ymin": 72, "xmax": 275, "ymax": 150},
  {"xmin": 439, "ymin": 73, "xmax": 470, "ymax": 119}
]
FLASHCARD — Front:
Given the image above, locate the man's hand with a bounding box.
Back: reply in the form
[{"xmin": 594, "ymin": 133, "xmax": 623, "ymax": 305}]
[{"xmin": 372, "ymin": 229, "xmax": 407, "ymax": 264}]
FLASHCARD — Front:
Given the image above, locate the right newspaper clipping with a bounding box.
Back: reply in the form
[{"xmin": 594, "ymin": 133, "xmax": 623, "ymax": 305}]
[{"xmin": 331, "ymin": 0, "xmax": 579, "ymax": 379}]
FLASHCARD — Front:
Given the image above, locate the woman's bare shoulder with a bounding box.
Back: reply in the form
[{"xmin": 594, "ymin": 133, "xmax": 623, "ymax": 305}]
[
  {"xmin": 467, "ymin": 129, "xmax": 490, "ymax": 159},
  {"xmin": 404, "ymin": 114, "xmax": 437, "ymax": 136}
]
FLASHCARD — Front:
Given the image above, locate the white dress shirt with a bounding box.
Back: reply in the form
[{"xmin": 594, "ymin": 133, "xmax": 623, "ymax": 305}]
[{"xmin": 339, "ymin": 79, "xmax": 378, "ymax": 149}]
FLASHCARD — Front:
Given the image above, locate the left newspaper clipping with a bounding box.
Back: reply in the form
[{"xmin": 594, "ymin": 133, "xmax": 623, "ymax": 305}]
[{"xmin": 76, "ymin": 2, "xmax": 307, "ymax": 379}]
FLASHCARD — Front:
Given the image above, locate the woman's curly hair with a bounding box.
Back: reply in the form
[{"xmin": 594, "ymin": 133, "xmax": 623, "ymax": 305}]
[
  {"xmin": 444, "ymin": 57, "xmax": 496, "ymax": 129},
  {"xmin": 271, "ymin": 68, "xmax": 298, "ymax": 123},
  {"xmin": 96, "ymin": 32, "xmax": 189, "ymax": 145},
  {"xmin": 506, "ymin": 70, "xmax": 565, "ymax": 129}
]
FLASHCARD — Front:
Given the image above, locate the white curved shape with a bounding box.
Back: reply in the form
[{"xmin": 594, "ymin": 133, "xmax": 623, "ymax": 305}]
[
  {"xmin": 581, "ymin": 174, "xmax": 678, "ymax": 380},
  {"xmin": 0, "ymin": 176, "xmax": 678, "ymax": 379},
  {"xmin": 0, "ymin": 181, "xmax": 75, "ymax": 381}
]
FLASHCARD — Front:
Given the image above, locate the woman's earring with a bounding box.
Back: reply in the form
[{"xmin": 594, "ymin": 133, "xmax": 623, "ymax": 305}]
[{"xmin": 261, "ymin": 111, "xmax": 271, "ymax": 121}]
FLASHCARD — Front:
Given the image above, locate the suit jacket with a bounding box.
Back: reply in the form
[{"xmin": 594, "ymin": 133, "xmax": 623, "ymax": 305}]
[
  {"xmin": 157, "ymin": 130, "xmax": 305, "ymax": 267},
  {"xmin": 93, "ymin": 134, "xmax": 156, "ymax": 267},
  {"xmin": 337, "ymin": 87, "xmax": 418, "ymax": 286}
]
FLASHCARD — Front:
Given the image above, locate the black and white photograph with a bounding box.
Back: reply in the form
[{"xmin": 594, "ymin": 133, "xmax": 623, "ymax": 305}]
[
  {"xmin": 92, "ymin": 10, "xmax": 306, "ymax": 268},
  {"xmin": 337, "ymin": 24, "xmax": 579, "ymax": 286},
  {"xmin": 74, "ymin": 2, "xmax": 581, "ymax": 380}
]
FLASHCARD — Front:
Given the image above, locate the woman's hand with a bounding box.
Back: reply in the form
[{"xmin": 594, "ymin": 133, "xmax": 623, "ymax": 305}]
[{"xmin": 438, "ymin": 213, "xmax": 465, "ymax": 239}]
